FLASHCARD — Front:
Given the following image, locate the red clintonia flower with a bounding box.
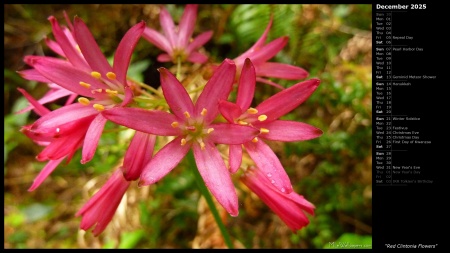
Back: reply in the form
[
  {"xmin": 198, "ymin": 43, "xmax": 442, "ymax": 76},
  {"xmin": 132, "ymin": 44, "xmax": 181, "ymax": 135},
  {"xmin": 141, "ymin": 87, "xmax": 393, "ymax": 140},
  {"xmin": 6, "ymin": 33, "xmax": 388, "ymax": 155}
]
[
  {"xmin": 142, "ymin": 4, "xmax": 213, "ymax": 64},
  {"xmin": 22, "ymin": 17, "xmax": 145, "ymax": 165},
  {"xmin": 241, "ymin": 166, "xmax": 315, "ymax": 232},
  {"xmin": 233, "ymin": 17, "xmax": 309, "ymax": 89},
  {"xmin": 102, "ymin": 59, "xmax": 259, "ymax": 216},
  {"xmin": 219, "ymin": 58, "xmax": 323, "ymax": 194},
  {"xmin": 76, "ymin": 169, "xmax": 131, "ymax": 236}
]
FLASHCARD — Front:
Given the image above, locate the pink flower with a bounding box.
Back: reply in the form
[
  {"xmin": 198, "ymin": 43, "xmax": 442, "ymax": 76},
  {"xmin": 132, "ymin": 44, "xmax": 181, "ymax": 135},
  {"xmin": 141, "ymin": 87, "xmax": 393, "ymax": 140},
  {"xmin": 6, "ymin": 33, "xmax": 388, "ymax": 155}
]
[
  {"xmin": 23, "ymin": 17, "xmax": 145, "ymax": 164},
  {"xmin": 102, "ymin": 59, "xmax": 259, "ymax": 216},
  {"xmin": 76, "ymin": 169, "xmax": 131, "ymax": 236},
  {"xmin": 233, "ymin": 17, "xmax": 309, "ymax": 89},
  {"xmin": 142, "ymin": 4, "xmax": 213, "ymax": 64},
  {"xmin": 219, "ymin": 58, "xmax": 323, "ymax": 194},
  {"xmin": 122, "ymin": 131, "xmax": 156, "ymax": 181},
  {"xmin": 241, "ymin": 166, "xmax": 315, "ymax": 232}
]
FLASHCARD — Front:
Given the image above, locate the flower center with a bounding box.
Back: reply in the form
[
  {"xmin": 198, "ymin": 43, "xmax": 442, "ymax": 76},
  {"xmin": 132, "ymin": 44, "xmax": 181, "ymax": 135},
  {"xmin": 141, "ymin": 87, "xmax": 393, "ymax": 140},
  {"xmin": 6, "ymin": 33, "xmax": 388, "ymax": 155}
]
[
  {"xmin": 234, "ymin": 107, "xmax": 270, "ymax": 142},
  {"xmin": 171, "ymin": 108, "xmax": 214, "ymax": 150}
]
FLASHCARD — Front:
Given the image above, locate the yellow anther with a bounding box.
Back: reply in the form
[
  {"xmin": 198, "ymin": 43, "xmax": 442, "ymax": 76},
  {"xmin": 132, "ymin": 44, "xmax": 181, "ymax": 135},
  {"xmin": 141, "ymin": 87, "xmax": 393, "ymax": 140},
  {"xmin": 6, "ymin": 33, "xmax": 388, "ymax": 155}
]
[
  {"xmin": 91, "ymin": 89, "xmax": 103, "ymax": 94},
  {"xmin": 184, "ymin": 111, "xmax": 191, "ymax": 118},
  {"xmin": 79, "ymin": 81, "xmax": 91, "ymax": 89},
  {"xmin": 105, "ymin": 89, "xmax": 118, "ymax": 95},
  {"xmin": 258, "ymin": 115, "xmax": 268, "ymax": 122},
  {"xmin": 77, "ymin": 97, "xmax": 90, "ymax": 106},
  {"xmin": 171, "ymin": 122, "xmax": 179, "ymax": 128},
  {"xmin": 201, "ymin": 108, "xmax": 207, "ymax": 116},
  {"xmin": 260, "ymin": 128, "xmax": 270, "ymax": 134},
  {"xmin": 207, "ymin": 128, "xmax": 214, "ymax": 134},
  {"xmin": 252, "ymin": 137, "xmax": 259, "ymax": 143},
  {"xmin": 93, "ymin": 104, "xmax": 105, "ymax": 111},
  {"xmin": 181, "ymin": 138, "xmax": 187, "ymax": 146},
  {"xmin": 238, "ymin": 120, "xmax": 248, "ymax": 125},
  {"xmin": 200, "ymin": 141, "xmax": 206, "ymax": 150},
  {"xmin": 106, "ymin": 72, "xmax": 116, "ymax": 80},
  {"xmin": 247, "ymin": 108, "xmax": 258, "ymax": 114},
  {"xmin": 91, "ymin": 71, "xmax": 102, "ymax": 79}
]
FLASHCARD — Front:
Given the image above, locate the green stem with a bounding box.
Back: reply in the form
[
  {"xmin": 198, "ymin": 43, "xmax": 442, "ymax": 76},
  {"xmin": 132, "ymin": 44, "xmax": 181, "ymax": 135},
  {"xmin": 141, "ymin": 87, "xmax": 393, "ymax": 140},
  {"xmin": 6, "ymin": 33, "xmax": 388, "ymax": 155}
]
[
  {"xmin": 176, "ymin": 56, "xmax": 182, "ymax": 80},
  {"xmin": 186, "ymin": 151, "xmax": 234, "ymax": 249}
]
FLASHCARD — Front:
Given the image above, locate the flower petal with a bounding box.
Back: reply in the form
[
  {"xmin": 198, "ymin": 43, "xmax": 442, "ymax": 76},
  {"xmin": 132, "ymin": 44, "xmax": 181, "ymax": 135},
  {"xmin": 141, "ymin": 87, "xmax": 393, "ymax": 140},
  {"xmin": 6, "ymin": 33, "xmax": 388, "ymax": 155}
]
[
  {"xmin": 236, "ymin": 58, "xmax": 256, "ymax": 110},
  {"xmin": 102, "ymin": 107, "xmax": 181, "ymax": 136},
  {"xmin": 218, "ymin": 100, "xmax": 242, "ymax": 123},
  {"xmin": 113, "ymin": 21, "xmax": 145, "ymax": 85},
  {"xmin": 193, "ymin": 141, "xmax": 239, "ymax": 216},
  {"xmin": 157, "ymin": 54, "xmax": 172, "ymax": 62},
  {"xmin": 208, "ymin": 123, "xmax": 258, "ymax": 144},
  {"xmin": 256, "ymin": 78, "xmax": 320, "ymax": 122},
  {"xmin": 186, "ymin": 52, "xmax": 208, "ymax": 64},
  {"xmin": 159, "ymin": 7, "xmax": 177, "ymax": 48},
  {"xmin": 16, "ymin": 87, "xmax": 74, "ymax": 115},
  {"xmin": 17, "ymin": 68, "xmax": 52, "ymax": 83},
  {"xmin": 81, "ymin": 113, "xmax": 107, "ymax": 164},
  {"xmin": 73, "ymin": 16, "xmax": 113, "ymax": 76},
  {"xmin": 142, "ymin": 27, "xmax": 172, "ymax": 53},
  {"xmin": 195, "ymin": 59, "xmax": 236, "ymax": 123},
  {"xmin": 256, "ymin": 120, "xmax": 323, "ymax": 142},
  {"xmin": 139, "ymin": 136, "xmax": 190, "ymax": 186},
  {"xmin": 159, "ymin": 67, "xmax": 195, "ymax": 119},
  {"xmin": 255, "ymin": 77, "xmax": 285, "ymax": 89},
  {"xmin": 244, "ymin": 140, "xmax": 293, "ymax": 194},
  {"xmin": 123, "ymin": 131, "xmax": 156, "ymax": 181},
  {"xmin": 17, "ymin": 88, "xmax": 50, "ymax": 116},
  {"xmin": 28, "ymin": 158, "xmax": 65, "ymax": 191},
  {"xmin": 249, "ymin": 36, "xmax": 288, "ymax": 65},
  {"xmin": 186, "ymin": 31, "xmax": 213, "ymax": 53},
  {"xmin": 177, "ymin": 4, "xmax": 198, "ymax": 48},
  {"xmin": 234, "ymin": 16, "xmax": 273, "ymax": 63},
  {"xmin": 228, "ymin": 144, "xmax": 242, "ymax": 174},
  {"xmin": 256, "ymin": 62, "xmax": 309, "ymax": 80}
]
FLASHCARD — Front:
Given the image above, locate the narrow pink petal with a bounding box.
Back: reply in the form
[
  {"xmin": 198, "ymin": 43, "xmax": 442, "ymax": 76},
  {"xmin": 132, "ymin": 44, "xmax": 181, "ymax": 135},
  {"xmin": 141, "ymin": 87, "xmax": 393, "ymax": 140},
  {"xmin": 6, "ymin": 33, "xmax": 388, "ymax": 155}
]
[
  {"xmin": 255, "ymin": 120, "xmax": 323, "ymax": 142},
  {"xmin": 123, "ymin": 131, "xmax": 156, "ymax": 181},
  {"xmin": 288, "ymin": 193, "xmax": 315, "ymax": 216},
  {"xmin": 17, "ymin": 69, "xmax": 52, "ymax": 83},
  {"xmin": 28, "ymin": 157, "xmax": 65, "ymax": 191},
  {"xmin": 236, "ymin": 58, "xmax": 256, "ymax": 110},
  {"xmin": 218, "ymin": 100, "xmax": 242, "ymax": 123},
  {"xmin": 157, "ymin": 54, "xmax": 172, "ymax": 62},
  {"xmin": 234, "ymin": 16, "xmax": 273, "ymax": 63},
  {"xmin": 101, "ymin": 107, "xmax": 181, "ymax": 136},
  {"xmin": 31, "ymin": 57, "xmax": 108, "ymax": 98},
  {"xmin": 63, "ymin": 11, "xmax": 74, "ymax": 31},
  {"xmin": 73, "ymin": 17, "xmax": 113, "ymax": 75},
  {"xmin": 48, "ymin": 16, "xmax": 90, "ymax": 71},
  {"xmin": 139, "ymin": 136, "xmax": 190, "ymax": 186},
  {"xmin": 120, "ymin": 86, "xmax": 134, "ymax": 107},
  {"xmin": 208, "ymin": 123, "xmax": 258, "ymax": 144},
  {"xmin": 45, "ymin": 37, "xmax": 65, "ymax": 57},
  {"xmin": 244, "ymin": 140, "xmax": 293, "ymax": 194},
  {"xmin": 257, "ymin": 62, "xmax": 309, "ymax": 80},
  {"xmin": 177, "ymin": 4, "xmax": 198, "ymax": 48},
  {"xmin": 159, "ymin": 67, "xmax": 195, "ymax": 119},
  {"xmin": 186, "ymin": 52, "xmax": 208, "ymax": 64},
  {"xmin": 256, "ymin": 78, "xmax": 320, "ymax": 122},
  {"xmin": 186, "ymin": 31, "xmax": 213, "ymax": 53},
  {"xmin": 31, "ymin": 103, "xmax": 98, "ymax": 132},
  {"xmin": 228, "ymin": 144, "xmax": 242, "ymax": 174},
  {"xmin": 248, "ymin": 36, "xmax": 288, "ymax": 65},
  {"xmin": 17, "ymin": 88, "xmax": 50, "ymax": 116},
  {"xmin": 17, "ymin": 88, "xmax": 74, "ymax": 114},
  {"xmin": 255, "ymin": 77, "xmax": 285, "ymax": 89},
  {"xmin": 113, "ymin": 21, "xmax": 145, "ymax": 85},
  {"xmin": 24, "ymin": 55, "xmax": 72, "ymax": 68},
  {"xmin": 36, "ymin": 131, "xmax": 84, "ymax": 161},
  {"xmin": 142, "ymin": 27, "xmax": 172, "ymax": 53},
  {"xmin": 81, "ymin": 114, "xmax": 107, "ymax": 164},
  {"xmin": 65, "ymin": 93, "xmax": 78, "ymax": 105},
  {"xmin": 159, "ymin": 7, "xmax": 177, "ymax": 48},
  {"xmin": 195, "ymin": 59, "xmax": 236, "ymax": 123},
  {"xmin": 193, "ymin": 141, "xmax": 239, "ymax": 216}
]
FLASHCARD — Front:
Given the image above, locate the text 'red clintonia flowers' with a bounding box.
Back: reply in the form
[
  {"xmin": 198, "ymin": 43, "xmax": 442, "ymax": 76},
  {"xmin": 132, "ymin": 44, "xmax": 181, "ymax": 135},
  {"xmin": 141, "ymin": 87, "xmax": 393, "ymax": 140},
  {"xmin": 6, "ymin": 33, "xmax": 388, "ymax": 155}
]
[{"xmin": 16, "ymin": 5, "xmax": 323, "ymax": 241}]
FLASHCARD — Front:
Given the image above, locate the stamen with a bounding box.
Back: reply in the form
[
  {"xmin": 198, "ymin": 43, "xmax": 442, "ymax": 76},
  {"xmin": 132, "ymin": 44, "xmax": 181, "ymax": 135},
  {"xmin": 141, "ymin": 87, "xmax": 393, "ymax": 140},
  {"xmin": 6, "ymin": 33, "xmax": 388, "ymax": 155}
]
[
  {"xmin": 181, "ymin": 138, "xmax": 187, "ymax": 146},
  {"xmin": 199, "ymin": 141, "xmax": 206, "ymax": 150},
  {"xmin": 201, "ymin": 108, "xmax": 207, "ymax": 116},
  {"xmin": 186, "ymin": 126, "xmax": 196, "ymax": 132},
  {"xmin": 260, "ymin": 128, "xmax": 270, "ymax": 134},
  {"xmin": 106, "ymin": 72, "xmax": 116, "ymax": 80},
  {"xmin": 207, "ymin": 128, "xmax": 214, "ymax": 134},
  {"xmin": 171, "ymin": 122, "xmax": 179, "ymax": 128},
  {"xmin": 91, "ymin": 89, "xmax": 103, "ymax": 94},
  {"xmin": 247, "ymin": 108, "xmax": 258, "ymax": 114},
  {"xmin": 252, "ymin": 137, "xmax": 259, "ymax": 143},
  {"xmin": 76, "ymin": 45, "xmax": 82, "ymax": 53},
  {"xmin": 91, "ymin": 71, "xmax": 102, "ymax": 79},
  {"xmin": 79, "ymin": 81, "xmax": 91, "ymax": 89},
  {"xmin": 238, "ymin": 120, "xmax": 248, "ymax": 125},
  {"xmin": 105, "ymin": 89, "xmax": 118, "ymax": 95},
  {"xmin": 93, "ymin": 104, "xmax": 105, "ymax": 111},
  {"xmin": 258, "ymin": 115, "xmax": 268, "ymax": 122},
  {"xmin": 184, "ymin": 111, "xmax": 191, "ymax": 118},
  {"xmin": 78, "ymin": 97, "xmax": 90, "ymax": 106}
]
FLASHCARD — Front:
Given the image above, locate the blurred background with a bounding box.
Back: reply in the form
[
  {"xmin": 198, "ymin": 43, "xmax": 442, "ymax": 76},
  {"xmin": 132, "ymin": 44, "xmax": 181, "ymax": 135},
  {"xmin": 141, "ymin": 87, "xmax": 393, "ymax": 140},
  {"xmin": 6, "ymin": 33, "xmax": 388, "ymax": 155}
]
[{"xmin": 4, "ymin": 4, "xmax": 372, "ymax": 249}]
